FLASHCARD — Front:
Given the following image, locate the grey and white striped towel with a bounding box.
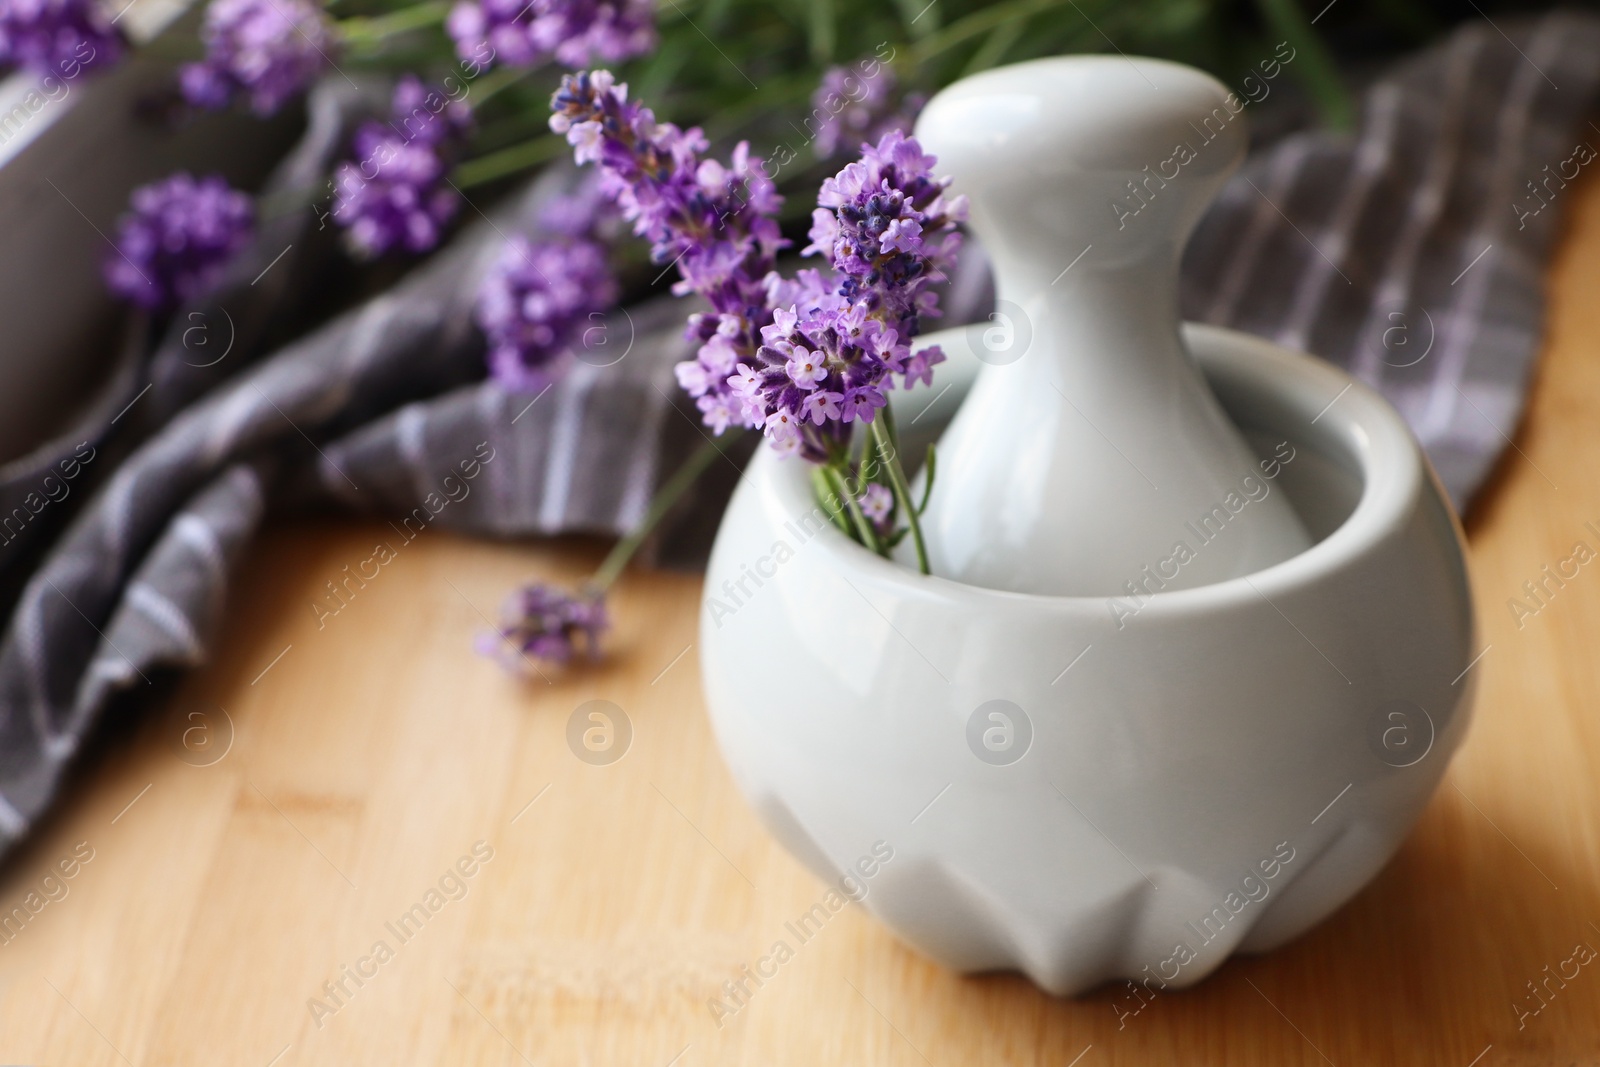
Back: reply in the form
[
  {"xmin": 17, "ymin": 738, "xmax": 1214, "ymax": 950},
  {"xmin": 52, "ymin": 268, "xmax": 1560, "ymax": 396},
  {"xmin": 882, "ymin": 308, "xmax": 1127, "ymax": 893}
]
[
  {"xmin": 0, "ymin": 11, "xmax": 1594, "ymax": 861},
  {"xmin": 1182, "ymin": 9, "xmax": 1600, "ymax": 504},
  {"xmin": 0, "ymin": 78, "xmax": 378, "ymax": 610}
]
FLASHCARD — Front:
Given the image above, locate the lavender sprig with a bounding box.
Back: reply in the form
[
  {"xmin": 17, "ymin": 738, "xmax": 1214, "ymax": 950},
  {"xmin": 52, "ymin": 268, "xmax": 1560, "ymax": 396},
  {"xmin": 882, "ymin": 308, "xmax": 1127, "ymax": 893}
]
[
  {"xmin": 479, "ymin": 427, "xmax": 731, "ymax": 670},
  {"xmin": 810, "ymin": 62, "xmax": 925, "ymax": 160},
  {"xmin": 446, "ymin": 0, "xmax": 653, "ymax": 72},
  {"xmin": 103, "ymin": 172, "xmax": 255, "ymax": 311},
  {"xmin": 478, "ymin": 234, "xmax": 617, "ymax": 392},
  {"xmin": 480, "ymin": 583, "xmax": 607, "ymax": 668},
  {"xmin": 550, "ymin": 69, "xmax": 786, "ymax": 436},
  {"xmin": 551, "ymin": 70, "xmax": 963, "ymax": 573},
  {"xmin": 0, "ymin": 0, "xmax": 122, "ymax": 78},
  {"xmin": 331, "ymin": 76, "xmax": 472, "ymax": 259},
  {"xmin": 751, "ymin": 129, "xmax": 966, "ymax": 461},
  {"xmin": 180, "ymin": 0, "xmax": 333, "ymax": 117}
]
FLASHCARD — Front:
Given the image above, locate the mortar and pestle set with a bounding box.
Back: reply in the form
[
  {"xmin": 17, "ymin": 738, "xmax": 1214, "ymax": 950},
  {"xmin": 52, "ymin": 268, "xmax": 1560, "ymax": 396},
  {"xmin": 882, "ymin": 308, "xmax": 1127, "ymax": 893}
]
[{"xmin": 698, "ymin": 56, "xmax": 1476, "ymax": 995}]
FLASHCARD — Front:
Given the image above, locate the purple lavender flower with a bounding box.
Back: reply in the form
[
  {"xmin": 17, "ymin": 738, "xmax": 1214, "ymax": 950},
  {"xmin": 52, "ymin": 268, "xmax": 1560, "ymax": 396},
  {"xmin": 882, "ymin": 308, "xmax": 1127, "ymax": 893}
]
[
  {"xmin": 179, "ymin": 0, "xmax": 333, "ymax": 117},
  {"xmin": 478, "ymin": 235, "xmax": 617, "ymax": 391},
  {"xmin": 391, "ymin": 72, "xmax": 473, "ymax": 145},
  {"xmin": 810, "ymin": 62, "xmax": 925, "ymax": 160},
  {"xmin": 0, "ymin": 0, "xmax": 123, "ymax": 78},
  {"xmin": 331, "ymin": 77, "xmax": 472, "ymax": 259},
  {"xmin": 480, "ymin": 582, "xmax": 608, "ymax": 666},
  {"xmin": 446, "ymin": 0, "xmax": 653, "ymax": 71},
  {"xmin": 103, "ymin": 172, "xmax": 255, "ymax": 311},
  {"xmin": 735, "ymin": 129, "xmax": 965, "ymax": 459},
  {"xmin": 859, "ymin": 482, "xmax": 894, "ymax": 533},
  {"xmin": 551, "ymin": 69, "xmax": 785, "ymax": 435},
  {"xmin": 553, "ymin": 74, "xmax": 964, "ymax": 461},
  {"xmin": 331, "ymin": 133, "xmax": 455, "ymax": 258},
  {"xmin": 536, "ymin": 171, "xmax": 617, "ymax": 239}
]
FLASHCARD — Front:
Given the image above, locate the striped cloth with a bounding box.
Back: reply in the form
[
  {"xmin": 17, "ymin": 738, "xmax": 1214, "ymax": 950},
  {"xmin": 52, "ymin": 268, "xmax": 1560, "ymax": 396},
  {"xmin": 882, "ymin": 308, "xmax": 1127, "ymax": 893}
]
[
  {"xmin": 1182, "ymin": 9, "xmax": 1600, "ymax": 502},
  {"xmin": 0, "ymin": 79, "xmax": 377, "ymax": 609},
  {"xmin": 0, "ymin": 11, "xmax": 1595, "ymax": 858}
]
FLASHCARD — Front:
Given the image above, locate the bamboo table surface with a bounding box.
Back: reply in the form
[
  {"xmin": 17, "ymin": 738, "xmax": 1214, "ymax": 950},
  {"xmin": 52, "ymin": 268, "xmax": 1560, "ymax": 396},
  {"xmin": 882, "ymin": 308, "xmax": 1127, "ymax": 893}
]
[{"xmin": 7, "ymin": 182, "xmax": 1600, "ymax": 1067}]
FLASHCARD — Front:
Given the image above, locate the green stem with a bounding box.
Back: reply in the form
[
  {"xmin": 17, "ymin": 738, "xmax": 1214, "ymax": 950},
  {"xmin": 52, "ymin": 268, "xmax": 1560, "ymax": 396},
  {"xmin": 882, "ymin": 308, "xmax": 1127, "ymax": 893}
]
[
  {"xmin": 891, "ymin": 0, "xmax": 939, "ymax": 38},
  {"xmin": 467, "ymin": 63, "xmax": 537, "ymax": 107},
  {"xmin": 700, "ymin": 71, "xmax": 824, "ymax": 145},
  {"xmin": 916, "ymin": 443, "xmax": 937, "ymax": 515},
  {"xmin": 871, "ymin": 408, "xmax": 929, "ymax": 575},
  {"xmin": 452, "ymin": 135, "xmax": 566, "ymax": 189},
  {"xmin": 824, "ymin": 462, "xmax": 883, "ymax": 556},
  {"xmin": 256, "ymin": 183, "xmax": 321, "ymax": 221},
  {"xmin": 910, "ymin": 0, "xmax": 1067, "ymax": 69},
  {"xmin": 336, "ymin": 1, "xmax": 449, "ymax": 44},
  {"xmin": 1251, "ymin": 0, "xmax": 1354, "ymax": 131},
  {"xmin": 590, "ymin": 430, "xmax": 739, "ymax": 592},
  {"xmin": 813, "ymin": 467, "xmax": 854, "ymax": 536},
  {"xmin": 962, "ymin": 17, "xmax": 1027, "ymax": 77}
]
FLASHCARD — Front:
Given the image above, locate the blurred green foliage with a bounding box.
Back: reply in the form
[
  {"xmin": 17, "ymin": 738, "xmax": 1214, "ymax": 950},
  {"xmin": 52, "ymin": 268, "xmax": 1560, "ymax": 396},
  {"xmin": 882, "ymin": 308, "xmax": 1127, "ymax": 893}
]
[{"xmin": 331, "ymin": 0, "xmax": 1581, "ymax": 199}]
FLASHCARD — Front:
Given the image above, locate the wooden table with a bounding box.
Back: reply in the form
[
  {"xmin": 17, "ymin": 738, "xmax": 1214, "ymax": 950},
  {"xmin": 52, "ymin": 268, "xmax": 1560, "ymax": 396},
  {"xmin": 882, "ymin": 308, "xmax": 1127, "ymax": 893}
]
[{"xmin": 5, "ymin": 184, "xmax": 1600, "ymax": 1067}]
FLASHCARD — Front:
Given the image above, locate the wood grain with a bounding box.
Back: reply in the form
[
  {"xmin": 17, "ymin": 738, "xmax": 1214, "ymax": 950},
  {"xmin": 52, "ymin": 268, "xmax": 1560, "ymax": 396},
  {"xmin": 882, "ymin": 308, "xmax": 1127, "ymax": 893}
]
[{"xmin": 5, "ymin": 176, "xmax": 1600, "ymax": 1066}]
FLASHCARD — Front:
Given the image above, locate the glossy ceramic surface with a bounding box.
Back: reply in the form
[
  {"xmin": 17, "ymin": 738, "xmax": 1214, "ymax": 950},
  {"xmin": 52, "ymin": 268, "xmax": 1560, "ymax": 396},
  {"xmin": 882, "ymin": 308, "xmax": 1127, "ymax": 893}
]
[
  {"xmin": 699, "ymin": 322, "xmax": 1476, "ymax": 995},
  {"xmin": 913, "ymin": 56, "xmax": 1310, "ymax": 594}
]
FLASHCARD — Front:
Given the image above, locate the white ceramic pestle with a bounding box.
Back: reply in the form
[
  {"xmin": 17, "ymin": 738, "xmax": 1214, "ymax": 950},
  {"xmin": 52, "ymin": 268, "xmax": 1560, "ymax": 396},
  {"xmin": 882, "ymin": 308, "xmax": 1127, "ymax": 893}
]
[{"xmin": 911, "ymin": 56, "xmax": 1310, "ymax": 596}]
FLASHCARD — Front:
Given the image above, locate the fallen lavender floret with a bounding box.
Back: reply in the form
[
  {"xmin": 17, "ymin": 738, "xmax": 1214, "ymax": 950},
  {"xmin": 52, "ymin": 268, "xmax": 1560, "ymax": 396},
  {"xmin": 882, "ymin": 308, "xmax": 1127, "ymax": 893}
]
[{"xmin": 479, "ymin": 582, "xmax": 608, "ymax": 667}]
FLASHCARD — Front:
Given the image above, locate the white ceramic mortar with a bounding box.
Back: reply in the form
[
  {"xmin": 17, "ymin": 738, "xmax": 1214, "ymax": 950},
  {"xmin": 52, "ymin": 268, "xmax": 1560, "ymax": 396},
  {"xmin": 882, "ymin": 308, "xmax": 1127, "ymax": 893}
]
[{"xmin": 698, "ymin": 322, "xmax": 1475, "ymax": 994}]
